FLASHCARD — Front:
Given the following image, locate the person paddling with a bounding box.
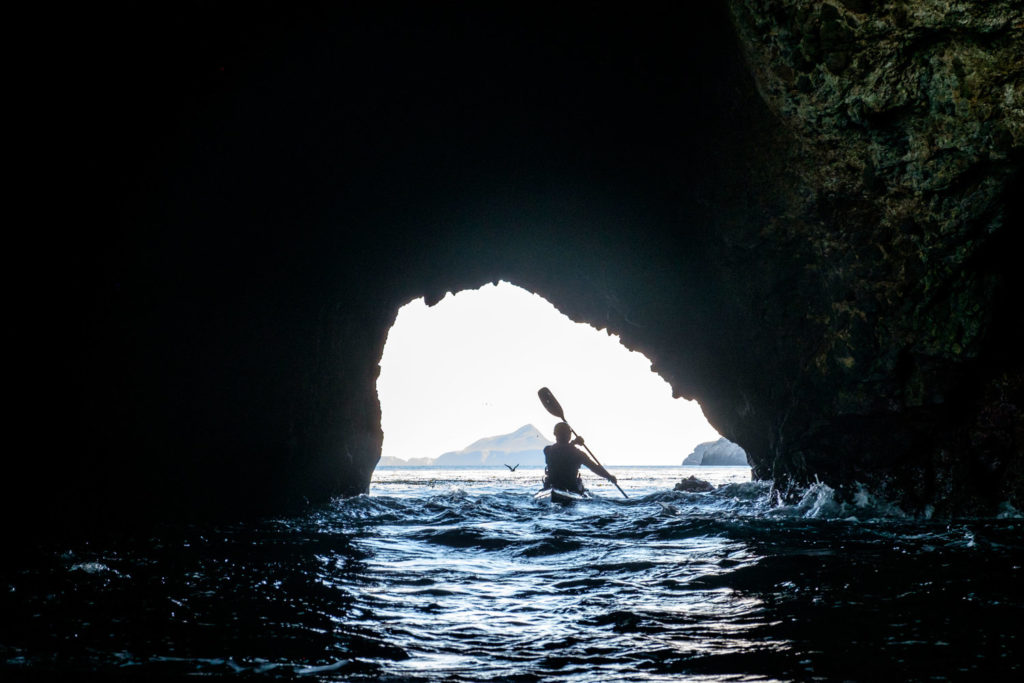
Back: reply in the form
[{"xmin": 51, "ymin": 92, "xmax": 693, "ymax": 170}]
[{"xmin": 543, "ymin": 422, "xmax": 618, "ymax": 494}]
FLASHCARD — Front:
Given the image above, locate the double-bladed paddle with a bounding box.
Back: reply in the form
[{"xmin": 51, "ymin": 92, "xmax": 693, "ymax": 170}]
[{"xmin": 538, "ymin": 387, "xmax": 628, "ymax": 498}]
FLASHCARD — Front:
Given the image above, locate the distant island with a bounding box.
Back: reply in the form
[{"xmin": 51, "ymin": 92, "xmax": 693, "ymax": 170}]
[
  {"xmin": 683, "ymin": 438, "xmax": 749, "ymax": 466},
  {"xmin": 378, "ymin": 424, "xmax": 552, "ymax": 467}
]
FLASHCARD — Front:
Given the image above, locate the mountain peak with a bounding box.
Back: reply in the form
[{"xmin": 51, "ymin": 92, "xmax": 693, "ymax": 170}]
[
  {"xmin": 461, "ymin": 424, "xmax": 550, "ymax": 452},
  {"xmin": 511, "ymin": 424, "xmax": 542, "ymax": 436},
  {"xmin": 431, "ymin": 424, "xmax": 552, "ymax": 466}
]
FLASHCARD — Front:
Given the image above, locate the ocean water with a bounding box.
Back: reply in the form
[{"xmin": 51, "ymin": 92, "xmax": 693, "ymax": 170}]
[{"xmin": 2, "ymin": 466, "xmax": 1020, "ymax": 681}]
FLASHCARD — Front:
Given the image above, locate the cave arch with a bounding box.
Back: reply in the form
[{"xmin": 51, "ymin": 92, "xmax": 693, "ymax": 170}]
[
  {"xmin": 16, "ymin": 2, "xmax": 1022, "ymax": 536},
  {"xmin": 20, "ymin": 2, "xmax": 790, "ymax": 531},
  {"xmin": 375, "ymin": 281, "xmax": 721, "ymax": 469}
]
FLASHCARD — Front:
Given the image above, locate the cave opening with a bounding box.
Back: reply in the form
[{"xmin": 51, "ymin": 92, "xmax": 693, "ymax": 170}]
[{"xmin": 375, "ymin": 281, "xmax": 720, "ymax": 469}]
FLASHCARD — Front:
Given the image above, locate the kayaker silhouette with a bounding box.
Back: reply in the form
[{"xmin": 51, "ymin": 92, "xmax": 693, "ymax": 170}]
[{"xmin": 543, "ymin": 422, "xmax": 617, "ymax": 494}]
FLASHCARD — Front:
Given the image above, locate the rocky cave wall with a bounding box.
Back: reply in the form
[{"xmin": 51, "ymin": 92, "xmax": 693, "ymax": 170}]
[
  {"xmin": 723, "ymin": 0, "xmax": 1023, "ymax": 511},
  {"xmin": 13, "ymin": 2, "xmax": 1022, "ymax": 536}
]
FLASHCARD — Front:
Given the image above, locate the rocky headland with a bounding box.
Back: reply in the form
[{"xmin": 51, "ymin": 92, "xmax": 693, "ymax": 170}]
[
  {"xmin": 684, "ymin": 439, "xmax": 750, "ymax": 467},
  {"xmin": 381, "ymin": 425, "xmax": 551, "ymax": 467}
]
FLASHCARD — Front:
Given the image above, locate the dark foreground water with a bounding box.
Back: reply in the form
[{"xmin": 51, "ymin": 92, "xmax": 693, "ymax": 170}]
[{"xmin": 3, "ymin": 466, "xmax": 1021, "ymax": 681}]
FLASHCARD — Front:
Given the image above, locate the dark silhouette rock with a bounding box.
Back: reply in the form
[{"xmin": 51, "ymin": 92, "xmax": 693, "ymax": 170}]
[
  {"xmin": 12, "ymin": 2, "xmax": 1022, "ymax": 536},
  {"xmin": 674, "ymin": 477, "xmax": 715, "ymax": 493}
]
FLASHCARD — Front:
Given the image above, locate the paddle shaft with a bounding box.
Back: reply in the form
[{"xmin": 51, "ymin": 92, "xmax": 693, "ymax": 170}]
[
  {"xmin": 538, "ymin": 387, "xmax": 628, "ymax": 498},
  {"xmin": 567, "ymin": 425, "xmax": 629, "ymax": 499}
]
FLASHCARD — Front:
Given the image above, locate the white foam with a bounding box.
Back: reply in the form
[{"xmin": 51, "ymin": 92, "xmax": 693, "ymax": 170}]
[
  {"xmin": 766, "ymin": 479, "xmax": 912, "ymax": 520},
  {"xmin": 70, "ymin": 561, "xmax": 113, "ymax": 575}
]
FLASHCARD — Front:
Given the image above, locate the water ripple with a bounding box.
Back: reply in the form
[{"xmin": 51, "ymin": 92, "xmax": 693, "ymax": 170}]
[{"xmin": 2, "ymin": 467, "xmax": 1021, "ymax": 680}]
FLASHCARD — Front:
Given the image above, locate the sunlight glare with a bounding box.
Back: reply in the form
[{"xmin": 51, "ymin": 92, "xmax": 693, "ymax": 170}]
[{"xmin": 376, "ymin": 281, "xmax": 720, "ymax": 466}]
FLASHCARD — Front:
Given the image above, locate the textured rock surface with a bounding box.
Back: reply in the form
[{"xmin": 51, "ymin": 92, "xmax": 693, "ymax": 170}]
[
  {"xmin": 674, "ymin": 476, "xmax": 716, "ymax": 493},
  {"xmin": 722, "ymin": 0, "xmax": 1024, "ymax": 511},
  {"xmin": 12, "ymin": 3, "xmax": 1022, "ymax": 535}
]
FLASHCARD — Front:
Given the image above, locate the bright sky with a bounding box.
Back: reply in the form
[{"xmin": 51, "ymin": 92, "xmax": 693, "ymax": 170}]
[{"xmin": 376, "ymin": 281, "xmax": 720, "ymax": 466}]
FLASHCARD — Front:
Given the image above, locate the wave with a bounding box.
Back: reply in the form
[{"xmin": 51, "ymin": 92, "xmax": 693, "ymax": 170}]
[{"xmin": 8, "ymin": 468, "xmax": 1021, "ymax": 682}]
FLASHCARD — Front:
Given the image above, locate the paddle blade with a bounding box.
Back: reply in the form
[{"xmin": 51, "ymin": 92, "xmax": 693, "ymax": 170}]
[{"xmin": 537, "ymin": 387, "xmax": 565, "ymax": 419}]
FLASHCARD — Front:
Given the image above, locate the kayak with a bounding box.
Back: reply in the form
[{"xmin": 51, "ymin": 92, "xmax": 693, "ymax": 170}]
[{"xmin": 533, "ymin": 487, "xmax": 592, "ymax": 504}]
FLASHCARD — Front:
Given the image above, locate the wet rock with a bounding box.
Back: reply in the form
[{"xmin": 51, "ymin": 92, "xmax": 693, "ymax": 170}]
[
  {"xmin": 674, "ymin": 477, "xmax": 715, "ymax": 493},
  {"xmin": 725, "ymin": 0, "xmax": 1023, "ymax": 514}
]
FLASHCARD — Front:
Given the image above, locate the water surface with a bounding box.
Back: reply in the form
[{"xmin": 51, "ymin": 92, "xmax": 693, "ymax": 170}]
[{"xmin": 3, "ymin": 466, "xmax": 1020, "ymax": 680}]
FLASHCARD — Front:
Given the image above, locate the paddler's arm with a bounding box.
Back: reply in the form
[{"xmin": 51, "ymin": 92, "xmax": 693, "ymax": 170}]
[{"xmin": 574, "ymin": 439, "xmax": 617, "ymax": 484}]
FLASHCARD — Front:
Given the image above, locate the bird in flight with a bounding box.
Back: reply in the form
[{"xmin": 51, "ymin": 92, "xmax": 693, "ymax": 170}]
[{"xmin": 505, "ymin": 464, "xmax": 519, "ymax": 472}]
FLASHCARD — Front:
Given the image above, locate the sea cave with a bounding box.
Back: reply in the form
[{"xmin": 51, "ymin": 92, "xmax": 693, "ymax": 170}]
[{"xmin": 11, "ymin": 1, "xmax": 1022, "ymax": 538}]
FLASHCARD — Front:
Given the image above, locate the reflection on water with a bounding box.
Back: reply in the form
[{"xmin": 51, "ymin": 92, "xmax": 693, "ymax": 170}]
[{"xmin": 2, "ymin": 466, "xmax": 1020, "ymax": 680}]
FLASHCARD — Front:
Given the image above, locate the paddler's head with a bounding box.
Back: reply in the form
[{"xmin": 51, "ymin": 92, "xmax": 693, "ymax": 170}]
[{"xmin": 554, "ymin": 422, "xmax": 572, "ymax": 444}]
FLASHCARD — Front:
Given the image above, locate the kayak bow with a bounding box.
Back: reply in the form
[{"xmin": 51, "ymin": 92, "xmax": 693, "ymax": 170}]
[{"xmin": 533, "ymin": 487, "xmax": 592, "ymax": 504}]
